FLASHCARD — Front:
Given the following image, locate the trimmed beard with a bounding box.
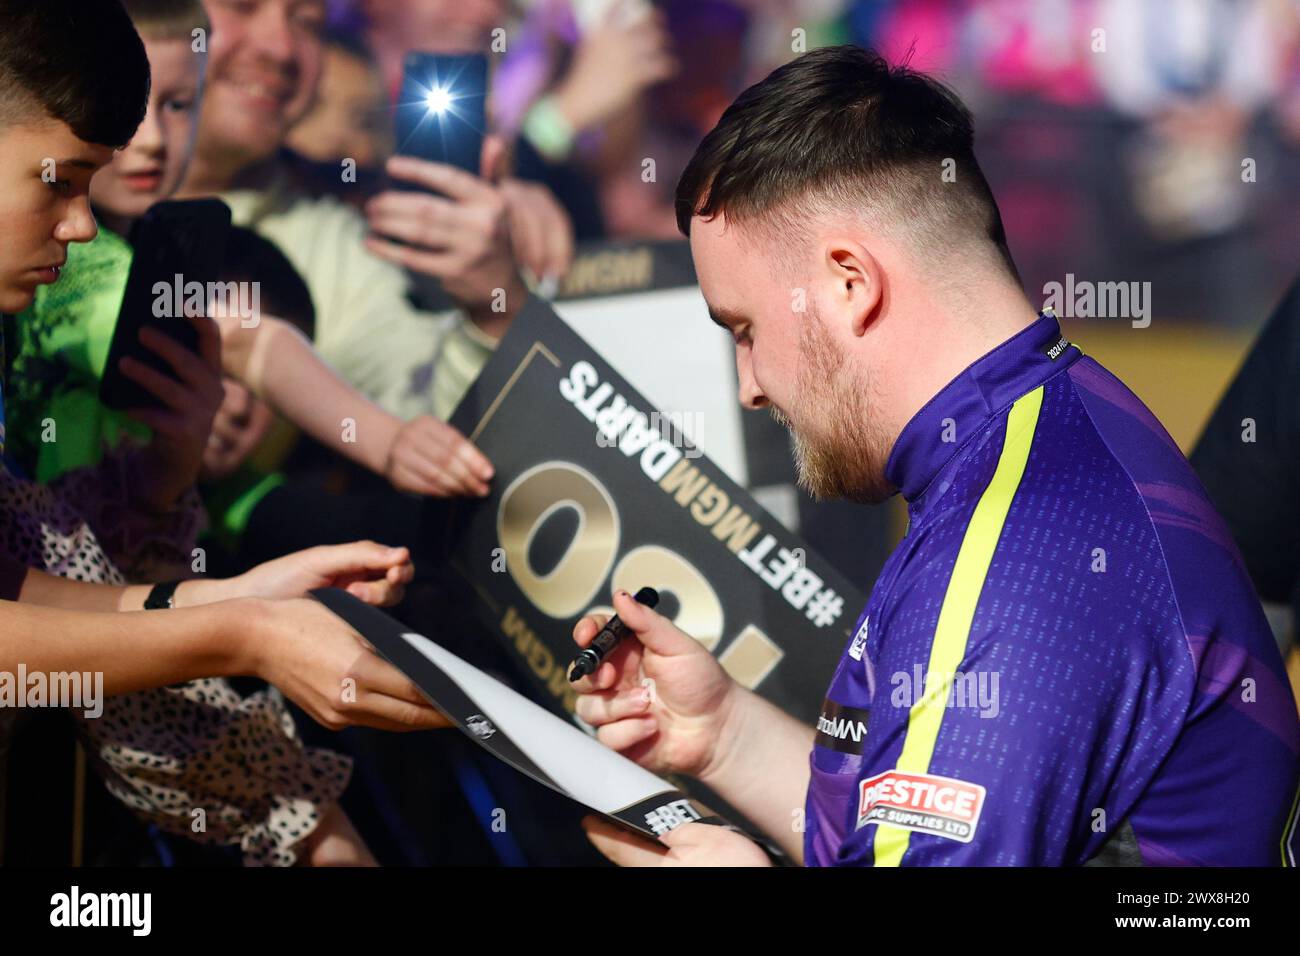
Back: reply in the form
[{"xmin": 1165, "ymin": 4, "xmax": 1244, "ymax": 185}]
[{"xmin": 771, "ymin": 305, "xmax": 894, "ymax": 504}]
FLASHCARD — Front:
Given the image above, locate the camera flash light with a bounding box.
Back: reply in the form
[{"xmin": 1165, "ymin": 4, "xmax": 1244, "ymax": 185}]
[{"xmin": 426, "ymin": 86, "xmax": 454, "ymax": 114}]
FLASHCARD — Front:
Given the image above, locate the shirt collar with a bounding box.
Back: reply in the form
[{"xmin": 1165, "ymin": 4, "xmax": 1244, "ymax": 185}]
[{"xmin": 884, "ymin": 311, "xmax": 1079, "ymax": 503}]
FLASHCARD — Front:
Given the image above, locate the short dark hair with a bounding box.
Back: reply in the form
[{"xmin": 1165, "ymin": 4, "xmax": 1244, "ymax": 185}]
[
  {"xmin": 0, "ymin": 0, "xmax": 150, "ymax": 149},
  {"xmin": 221, "ymin": 227, "xmax": 316, "ymax": 340},
  {"xmin": 676, "ymin": 45, "xmax": 1017, "ymax": 280},
  {"xmin": 322, "ymin": 25, "xmax": 376, "ymax": 65}
]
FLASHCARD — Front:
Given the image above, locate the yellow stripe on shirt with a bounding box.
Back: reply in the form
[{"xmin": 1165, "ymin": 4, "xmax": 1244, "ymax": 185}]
[
  {"xmin": 1281, "ymin": 781, "xmax": 1299, "ymax": 866},
  {"xmin": 873, "ymin": 385, "xmax": 1045, "ymax": 867}
]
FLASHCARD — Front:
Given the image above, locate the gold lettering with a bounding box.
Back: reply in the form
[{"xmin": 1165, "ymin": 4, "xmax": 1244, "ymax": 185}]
[
  {"xmin": 718, "ymin": 624, "xmax": 784, "ymax": 689},
  {"xmin": 659, "ymin": 458, "xmax": 709, "ymax": 506},
  {"xmin": 712, "ymin": 505, "xmax": 762, "ymax": 554},
  {"xmin": 689, "ymin": 485, "xmax": 729, "ymax": 525},
  {"xmin": 561, "ymin": 249, "xmax": 654, "ymax": 297},
  {"xmin": 499, "ymin": 462, "xmax": 619, "ymax": 618}
]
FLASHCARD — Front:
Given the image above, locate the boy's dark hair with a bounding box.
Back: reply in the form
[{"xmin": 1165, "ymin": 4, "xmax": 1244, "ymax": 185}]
[
  {"xmin": 122, "ymin": 0, "xmax": 210, "ymax": 42},
  {"xmin": 0, "ymin": 0, "xmax": 150, "ymax": 149},
  {"xmin": 676, "ymin": 45, "xmax": 1018, "ymax": 280},
  {"xmin": 221, "ymin": 227, "xmax": 316, "ymax": 339},
  {"xmin": 323, "ymin": 25, "xmax": 376, "ymax": 65}
]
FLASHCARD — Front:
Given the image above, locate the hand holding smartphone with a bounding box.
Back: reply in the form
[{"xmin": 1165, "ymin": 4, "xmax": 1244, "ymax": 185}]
[
  {"xmin": 373, "ymin": 52, "xmax": 525, "ymax": 319},
  {"xmin": 100, "ymin": 199, "xmax": 232, "ymax": 411}
]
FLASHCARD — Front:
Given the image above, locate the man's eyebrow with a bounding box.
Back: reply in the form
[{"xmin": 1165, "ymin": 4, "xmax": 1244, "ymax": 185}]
[{"xmin": 707, "ymin": 306, "xmax": 744, "ymax": 330}]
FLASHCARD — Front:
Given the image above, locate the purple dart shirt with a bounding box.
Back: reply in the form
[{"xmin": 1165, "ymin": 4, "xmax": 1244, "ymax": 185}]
[{"xmin": 804, "ymin": 313, "xmax": 1300, "ymax": 866}]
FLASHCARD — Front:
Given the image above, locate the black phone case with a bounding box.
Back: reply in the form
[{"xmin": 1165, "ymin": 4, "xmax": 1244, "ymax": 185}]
[{"xmin": 99, "ymin": 199, "xmax": 232, "ymax": 411}]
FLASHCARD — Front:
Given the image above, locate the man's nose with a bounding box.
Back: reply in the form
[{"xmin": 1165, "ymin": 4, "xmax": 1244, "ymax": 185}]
[
  {"xmin": 252, "ymin": 5, "xmax": 297, "ymax": 62},
  {"xmin": 736, "ymin": 356, "xmax": 768, "ymax": 411},
  {"xmin": 739, "ymin": 383, "xmax": 769, "ymax": 411}
]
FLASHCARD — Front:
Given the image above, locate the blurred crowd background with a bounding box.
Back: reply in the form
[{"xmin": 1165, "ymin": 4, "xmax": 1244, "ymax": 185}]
[{"xmin": 303, "ymin": 0, "xmax": 1300, "ymax": 328}]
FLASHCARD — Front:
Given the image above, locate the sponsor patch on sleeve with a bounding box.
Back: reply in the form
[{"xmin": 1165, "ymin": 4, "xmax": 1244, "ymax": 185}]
[
  {"xmin": 856, "ymin": 770, "xmax": 985, "ymax": 844},
  {"xmin": 814, "ymin": 700, "xmax": 870, "ymax": 754},
  {"xmin": 848, "ymin": 616, "xmax": 869, "ymax": 661}
]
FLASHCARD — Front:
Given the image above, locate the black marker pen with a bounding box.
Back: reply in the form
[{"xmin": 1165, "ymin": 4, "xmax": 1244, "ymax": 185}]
[{"xmin": 567, "ymin": 587, "xmax": 660, "ymax": 682}]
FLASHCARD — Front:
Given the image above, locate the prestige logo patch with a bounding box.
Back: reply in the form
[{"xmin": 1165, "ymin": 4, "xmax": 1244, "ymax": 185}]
[{"xmin": 856, "ymin": 770, "xmax": 985, "ymax": 843}]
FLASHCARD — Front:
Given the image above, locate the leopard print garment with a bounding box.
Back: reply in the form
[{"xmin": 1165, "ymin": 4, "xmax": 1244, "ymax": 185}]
[{"xmin": 0, "ymin": 456, "xmax": 352, "ymax": 866}]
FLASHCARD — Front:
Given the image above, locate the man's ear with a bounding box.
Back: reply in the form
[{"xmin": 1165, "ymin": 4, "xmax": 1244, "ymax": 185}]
[{"xmin": 823, "ymin": 236, "xmax": 883, "ymax": 337}]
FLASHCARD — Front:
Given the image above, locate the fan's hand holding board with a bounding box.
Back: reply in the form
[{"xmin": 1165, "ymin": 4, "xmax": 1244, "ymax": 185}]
[{"xmin": 312, "ymin": 587, "xmax": 752, "ymax": 847}]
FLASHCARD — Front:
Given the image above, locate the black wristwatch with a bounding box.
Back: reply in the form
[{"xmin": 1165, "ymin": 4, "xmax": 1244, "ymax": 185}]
[{"xmin": 144, "ymin": 580, "xmax": 182, "ymax": 610}]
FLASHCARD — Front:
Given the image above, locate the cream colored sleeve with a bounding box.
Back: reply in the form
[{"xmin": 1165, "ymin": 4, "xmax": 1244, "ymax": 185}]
[{"xmin": 247, "ymin": 195, "xmax": 499, "ymax": 423}]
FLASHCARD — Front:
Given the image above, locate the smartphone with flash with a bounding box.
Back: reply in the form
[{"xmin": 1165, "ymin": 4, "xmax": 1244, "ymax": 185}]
[
  {"xmin": 394, "ymin": 52, "xmax": 488, "ymax": 178},
  {"xmin": 99, "ymin": 198, "xmax": 231, "ymax": 411}
]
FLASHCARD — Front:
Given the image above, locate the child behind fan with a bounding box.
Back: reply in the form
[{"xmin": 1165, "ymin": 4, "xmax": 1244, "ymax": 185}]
[{"xmin": 0, "ymin": 0, "xmax": 442, "ymax": 866}]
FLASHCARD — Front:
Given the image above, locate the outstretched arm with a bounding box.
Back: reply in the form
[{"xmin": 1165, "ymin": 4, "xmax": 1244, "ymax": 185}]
[
  {"xmin": 2, "ymin": 561, "xmax": 245, "ymax": 696},
  {"xmin": 1, "ymin": 547, "xmax": 444, "ymax": 732},
  {"xmin": 215, "ymin": 313, "xmax": 493, "ymax": 497}
]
